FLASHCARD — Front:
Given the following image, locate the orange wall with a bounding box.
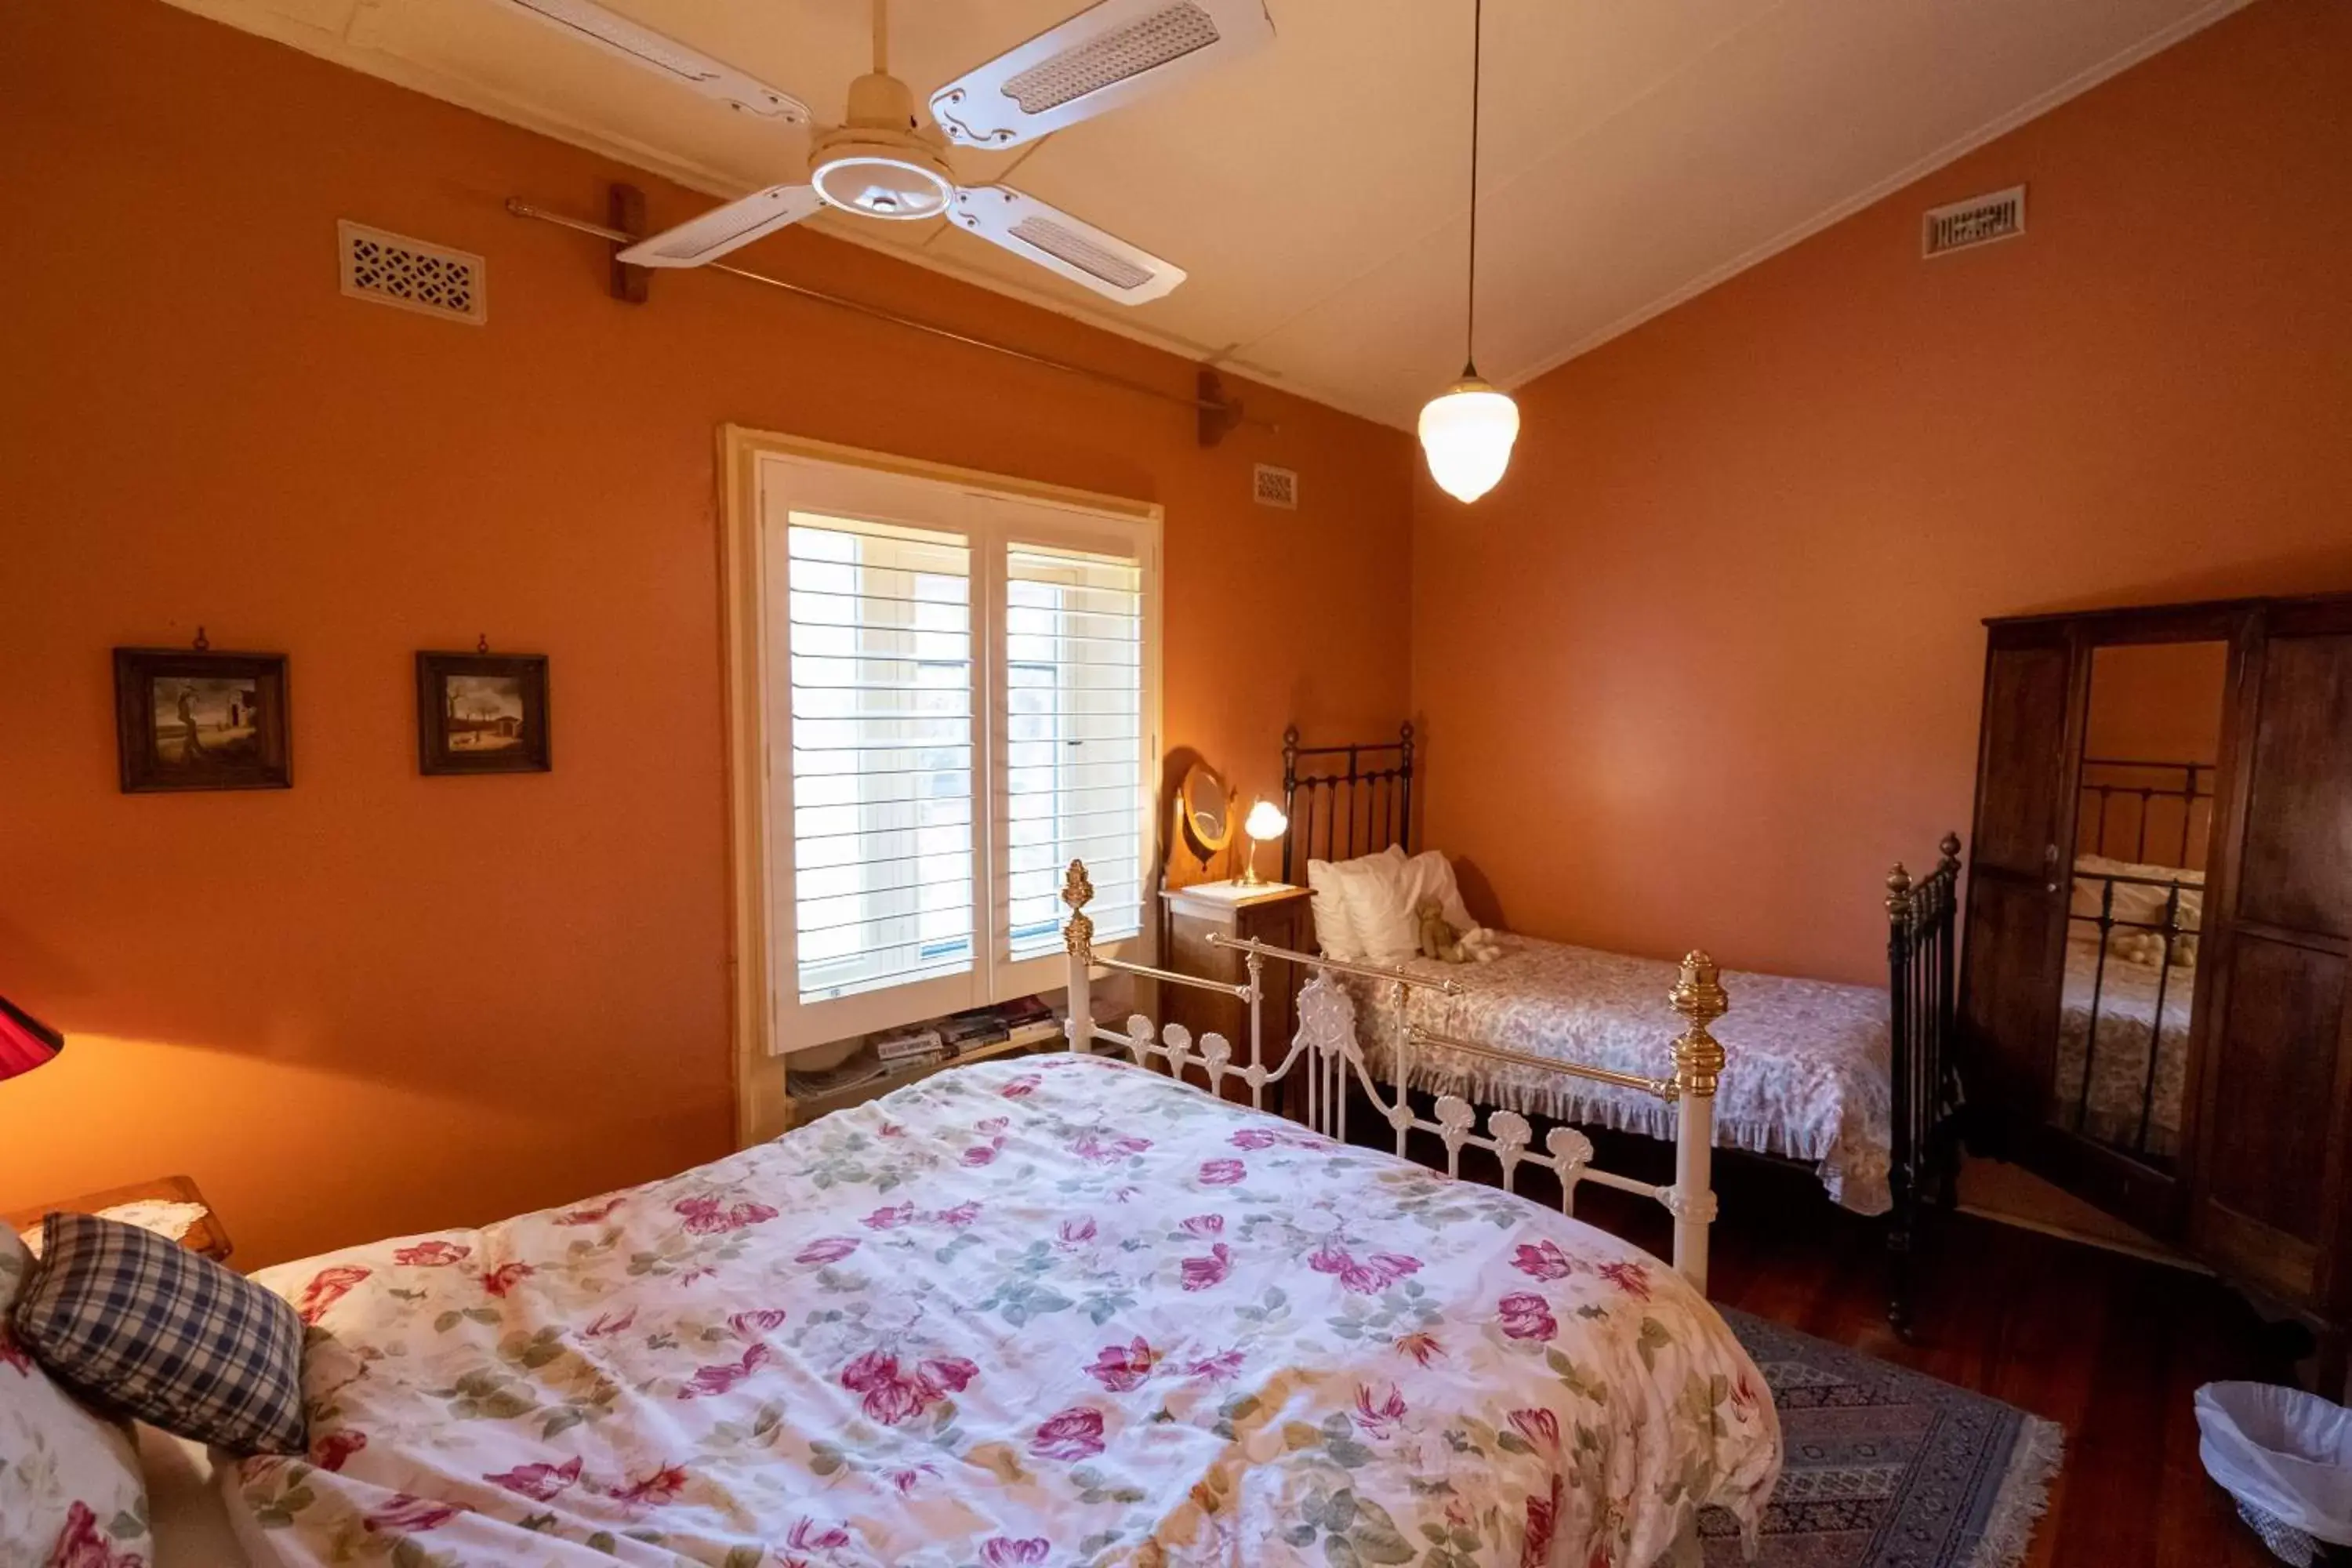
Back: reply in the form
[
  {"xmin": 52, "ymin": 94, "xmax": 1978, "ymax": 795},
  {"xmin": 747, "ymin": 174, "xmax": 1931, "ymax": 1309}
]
[
  {"xmin": 0, "ymin": 0, "xmax": 1414, "ymax": 1267},
  {"xmin": 1411, "ymin": 0, "xmax": 2352, "ymax": 987}
]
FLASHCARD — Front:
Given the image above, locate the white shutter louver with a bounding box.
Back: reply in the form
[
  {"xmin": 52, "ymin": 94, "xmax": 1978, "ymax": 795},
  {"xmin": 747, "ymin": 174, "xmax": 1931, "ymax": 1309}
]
[
  {"xmin": 786, "ymin": 514, "xmax": 975, "ymax": 1002},
  {"xmin": 1003, "ymin": 543, "xmax": 1145, "ymax": 960}
]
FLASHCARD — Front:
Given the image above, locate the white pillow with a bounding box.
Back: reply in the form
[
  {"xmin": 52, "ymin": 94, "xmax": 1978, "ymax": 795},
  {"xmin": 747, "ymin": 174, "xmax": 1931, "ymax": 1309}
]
[
  {"xmin": 1305, "ymin": 858, "xmax": 1356, "ymax": 959},
  {"xmin": 1307, "ymin": 845, "xmax": 1406, "ymax": 961},
  {"xmin": 1356, "ymin": 850, "xmax": 1478, "ymax": 964},
  {"xmin": 0, "ymin": 1228, "xmax": 154, "ymax": 1568}
]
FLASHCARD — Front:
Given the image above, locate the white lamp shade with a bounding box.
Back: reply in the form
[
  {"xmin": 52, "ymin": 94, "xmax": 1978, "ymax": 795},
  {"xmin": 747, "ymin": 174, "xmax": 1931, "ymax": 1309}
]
[
  {"xmin": 1417, "ymin": 378, "xmax": 1520, "ymax": 504},
  {"xmin": 1243, "ymin": 799, "xmax": 1288, "ymax": 841}
]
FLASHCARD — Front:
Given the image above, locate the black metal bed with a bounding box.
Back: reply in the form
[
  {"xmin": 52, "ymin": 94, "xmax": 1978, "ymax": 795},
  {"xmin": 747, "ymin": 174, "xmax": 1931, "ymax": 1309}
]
[
  {"xmin": 1279, "ymin": 723, "xmax": 1414, "ymax": 880},
  {"xmin": 2056, "ymin": 863, "xmax": 2201, "ymax": 1166},
  {"xmin": 2076, "ymin": 756, "xmax": 2215, "ymax": 869},
  {"xmin": 2056, "ymin": 755, "xmax": 2212, "ymax": 1172},
  {"xmin": 1276, "ymin": 724, "xmax": 1963, "ymax": 1334}
]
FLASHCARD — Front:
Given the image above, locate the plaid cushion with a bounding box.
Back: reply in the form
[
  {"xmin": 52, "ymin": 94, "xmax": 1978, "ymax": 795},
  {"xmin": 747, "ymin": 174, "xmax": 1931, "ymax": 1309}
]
[{"xmin": 9, "ymin": 1213, "xmax": 307, "ymax": 1455}]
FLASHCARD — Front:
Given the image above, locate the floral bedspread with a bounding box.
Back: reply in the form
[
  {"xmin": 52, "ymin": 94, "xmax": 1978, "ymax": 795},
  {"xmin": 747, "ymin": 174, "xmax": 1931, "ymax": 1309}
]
[
  {"xmin": 1343, "ymin": 935, "xmax": 1893, "ymax": 1214},
  {"xmin": 235, "ymin": 1054, "xmax": 1778, "ymax": 1567}
]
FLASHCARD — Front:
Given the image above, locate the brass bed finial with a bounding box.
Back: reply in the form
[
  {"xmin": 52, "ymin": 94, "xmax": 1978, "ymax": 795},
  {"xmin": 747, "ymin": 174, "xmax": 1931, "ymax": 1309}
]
[
  {"xmin": 1886, "ymin": 862, "xmax": 1915, "ymax": 923},
  {"xmin": 1668, "ymin": 951, "xmax": 1727, "ymax": 1098},
  {"xmin": 1061, "ymin": 858, "xmax": 1094, "ymax": 958}
]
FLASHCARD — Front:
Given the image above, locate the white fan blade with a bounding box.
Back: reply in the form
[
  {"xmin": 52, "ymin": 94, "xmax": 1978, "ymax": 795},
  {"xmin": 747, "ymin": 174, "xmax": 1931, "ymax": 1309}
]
[
  {"xmin": 491, "ymin": 0, "xmax": 808, "ymax": 122},
  {"xmin": 949, "ymin": 187, "xmax": 1185, "ymax": 305},
  {"xmin": 619, "ymin": 186, "xmax": 823, "ymax": 268},
  {"xmin": 930, "ymin": 0, "xmax": 1272, "ymax": 148}
]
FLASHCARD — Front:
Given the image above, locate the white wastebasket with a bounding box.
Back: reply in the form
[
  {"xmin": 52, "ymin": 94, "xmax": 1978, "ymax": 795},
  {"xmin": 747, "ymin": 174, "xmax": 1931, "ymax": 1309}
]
[{"xmin": 2198, "ymin": 1381, "xmax": 2352, "ymax": 1566}]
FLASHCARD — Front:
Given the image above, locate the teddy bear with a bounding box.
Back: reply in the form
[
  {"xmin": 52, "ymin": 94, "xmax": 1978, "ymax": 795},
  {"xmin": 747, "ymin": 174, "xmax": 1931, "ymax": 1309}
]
[
  {"xmin": 1416, "ymin": 900, "xmax": 1501, "ymax": 964},
  {"xmin": 1416, "ymin": 898, "xmax": 1466, "ymax": 963}
]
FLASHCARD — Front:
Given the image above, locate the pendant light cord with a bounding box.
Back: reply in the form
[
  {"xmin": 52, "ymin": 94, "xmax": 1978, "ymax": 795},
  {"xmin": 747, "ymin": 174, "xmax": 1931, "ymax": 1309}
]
[{"xmin": 1463, "ymin": 0, "xmax": 1483, "ymax": 380}]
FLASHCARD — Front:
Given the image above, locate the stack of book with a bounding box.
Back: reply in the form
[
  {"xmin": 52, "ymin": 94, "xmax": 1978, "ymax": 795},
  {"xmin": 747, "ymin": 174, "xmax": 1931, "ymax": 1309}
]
[
  {"xmin": 942, "ymin": 1006, "xmax": 1010, "ymax": 1055},
  {"xmin": 784, "ymin": 996, "xmax": 1076, "ymax": 1109},
  {"xmin": 869, "ymin": 1025, "xmax": 946, "ymax": 1070},
  {"xmin": 1000, "ymin": 994, "xmax": 1057, "ymax": 1034},
  {"xmin": 946, "ymin": 995, "xmax": 1065, "ymax": 1054}
]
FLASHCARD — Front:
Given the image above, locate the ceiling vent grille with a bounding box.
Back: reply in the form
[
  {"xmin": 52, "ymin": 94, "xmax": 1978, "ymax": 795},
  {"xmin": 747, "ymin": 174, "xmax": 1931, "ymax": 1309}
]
[
  {"xmin": 1253, "ymin": 463, "xmax": 1298, "ymax": 510},
  {"xmin": 339, "ymin": 221, "xmax": 487, "ymax": 325},
  {"xmin": 1922, "ymin": 186, "xmax": 2025, "ymax": 259},
  {"xmin": 1004, "ymin": 3, "xmax": 1221, "ymax": 114}
]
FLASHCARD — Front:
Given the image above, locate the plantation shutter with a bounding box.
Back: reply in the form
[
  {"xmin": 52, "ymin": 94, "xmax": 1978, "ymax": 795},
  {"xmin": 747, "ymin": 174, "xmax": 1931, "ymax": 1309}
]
[
  {"xmin": 784, "ymin": 514, "xmax": 976, "ymax": 1003},
  {"xmin": 1001, "ymin": 541, "xmax": 1146, "ymax": 960}
]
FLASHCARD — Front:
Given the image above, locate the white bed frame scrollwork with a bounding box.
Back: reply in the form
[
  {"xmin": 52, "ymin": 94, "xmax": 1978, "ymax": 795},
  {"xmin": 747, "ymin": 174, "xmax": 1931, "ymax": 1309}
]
[{"xmin": 1058, "ymin": 859, "xmax": 1730, "ymax": 1295}]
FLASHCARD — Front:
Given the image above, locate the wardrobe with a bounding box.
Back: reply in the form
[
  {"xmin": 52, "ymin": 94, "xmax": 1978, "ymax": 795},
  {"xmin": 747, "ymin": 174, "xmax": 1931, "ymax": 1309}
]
[{"xmin": 1960, "ymin": 593, "xmax": 2352, "ymax": 1380}]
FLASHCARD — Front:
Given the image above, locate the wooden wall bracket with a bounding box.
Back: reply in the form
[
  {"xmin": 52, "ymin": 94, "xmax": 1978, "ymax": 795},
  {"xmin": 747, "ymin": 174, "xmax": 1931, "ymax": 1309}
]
[
  {"xmin": 608, "ymin": 183, "xmax": 652, "ymax": 305},
  {"xmin": 1196, "ymin": 368, "xmax": 1242, "ymax": 448}
]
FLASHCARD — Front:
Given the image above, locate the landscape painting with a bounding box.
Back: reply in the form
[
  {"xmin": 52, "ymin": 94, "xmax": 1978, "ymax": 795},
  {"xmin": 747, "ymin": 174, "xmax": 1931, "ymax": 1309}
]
[
  {"xmin": 114, "ymin": 648, "xmax": 291, "ymax": 792},
  {"xmin": 416, "ymin": 652, "xmax": 550, "ymax": 775}
]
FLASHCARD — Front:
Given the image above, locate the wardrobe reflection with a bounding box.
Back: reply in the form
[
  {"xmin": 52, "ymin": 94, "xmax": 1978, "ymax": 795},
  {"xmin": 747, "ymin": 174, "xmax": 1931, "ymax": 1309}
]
[{"xmin": 2049, "ymin": 641, "xmax": 2227, "ymax": 1174}]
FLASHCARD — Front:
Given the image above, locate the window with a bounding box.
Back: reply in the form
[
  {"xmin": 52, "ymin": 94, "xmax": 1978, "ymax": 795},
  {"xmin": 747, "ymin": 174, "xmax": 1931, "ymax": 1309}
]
[
  {"xmin": 735, "ymin": 438, "xmax": 1159, "ymax": 1054},
  {"xmin": 785, "ymin": 517, "xmax": 975, "ymax": 1003},
  {"xmin": 1003, "ymin": 543, "xmax": 1145, "ymax": 960}
]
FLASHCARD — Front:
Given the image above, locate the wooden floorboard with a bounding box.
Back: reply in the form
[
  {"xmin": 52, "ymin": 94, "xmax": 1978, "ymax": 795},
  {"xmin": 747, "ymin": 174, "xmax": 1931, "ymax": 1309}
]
[{"xmin": 1565, "ymin": 1160, "xmax": 2290, "ymax": 1566}]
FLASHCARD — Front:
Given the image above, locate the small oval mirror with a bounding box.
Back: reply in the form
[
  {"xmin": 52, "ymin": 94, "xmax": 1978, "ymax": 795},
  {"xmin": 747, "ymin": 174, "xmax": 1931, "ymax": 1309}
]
[{"xmin": 1181, "ymin": 763, "xmax": 1233, "ymax": 854}]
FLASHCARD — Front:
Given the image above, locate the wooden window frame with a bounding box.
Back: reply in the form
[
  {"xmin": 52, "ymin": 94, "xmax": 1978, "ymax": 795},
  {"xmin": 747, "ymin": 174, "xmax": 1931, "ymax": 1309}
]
[{"xmin": 719, "ymin": 426, "xmax": 1163, "ymax": 1142}]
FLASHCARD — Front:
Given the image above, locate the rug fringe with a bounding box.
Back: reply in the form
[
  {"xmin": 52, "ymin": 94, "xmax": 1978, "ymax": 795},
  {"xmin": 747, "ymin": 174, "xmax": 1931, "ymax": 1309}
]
[{"xmin": 1973, "ymin": 1415, "xmax": 2065, "ymax": 1568}]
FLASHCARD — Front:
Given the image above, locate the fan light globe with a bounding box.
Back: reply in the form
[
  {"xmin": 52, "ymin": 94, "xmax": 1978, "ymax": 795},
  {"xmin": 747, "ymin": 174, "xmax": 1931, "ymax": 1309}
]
[
  {"xmin": 811, "ymin": 69, "xmax": 956, "ymax": 222},
  {"xmin": 811, "ymin": 151, "xmax": 953, "ymax": 220},
  {"xmin": 1417, "ymin": 378, "xmax": 1520, "ymax": 504}
]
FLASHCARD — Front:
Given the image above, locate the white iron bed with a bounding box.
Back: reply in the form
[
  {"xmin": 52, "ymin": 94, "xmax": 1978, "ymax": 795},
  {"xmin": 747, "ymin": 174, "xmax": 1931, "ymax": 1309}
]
[
  {"xmin": 1272, "ymin": 724, "xmax": 1963, "ymax": 1334},
  {"xmin": 140, "ymin": 858, "xmax": 1777, "ymax": 1568}
]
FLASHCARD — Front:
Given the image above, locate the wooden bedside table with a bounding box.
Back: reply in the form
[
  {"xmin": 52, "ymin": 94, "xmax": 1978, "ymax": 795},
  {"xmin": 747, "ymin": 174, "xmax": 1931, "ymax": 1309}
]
[
  {"xmin": 1160, "ymin": 881, "xmax": 1314, "ymax": 1105},
  {"xmin": 6, "ymin": 1174, "xmax": 232, "ymax": 1264}
]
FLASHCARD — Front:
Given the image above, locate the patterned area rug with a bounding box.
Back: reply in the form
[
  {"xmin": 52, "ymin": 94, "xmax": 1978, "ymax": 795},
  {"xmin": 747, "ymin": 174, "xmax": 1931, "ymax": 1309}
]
[{"xmin": 1698, "ymin": 1308, "xmax": 2064, "ymax": 1567}]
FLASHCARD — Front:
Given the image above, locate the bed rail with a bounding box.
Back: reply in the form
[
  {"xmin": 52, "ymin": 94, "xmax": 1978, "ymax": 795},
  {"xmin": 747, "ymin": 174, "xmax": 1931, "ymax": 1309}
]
[
  {"xmin": 1886, "ymin": 833, "xmax": 1963, "ymax": 1337},
  {"xmin": 1058, "ymin": 859, "xmax": 1730, "ymax": 1294}
]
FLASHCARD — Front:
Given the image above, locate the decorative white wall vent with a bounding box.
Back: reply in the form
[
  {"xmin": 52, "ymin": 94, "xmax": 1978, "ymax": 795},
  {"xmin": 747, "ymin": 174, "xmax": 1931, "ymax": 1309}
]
[
  {"xmin": 1922, "ymin": 186, "xmax": 2026, "ymax": 259},
  {"xmin": 338, "ymin": 220, "xmax": 487, "ymax": 325},
  {"xmin": 1253, "ymin": 463, "xmax": 1298, "ymax": 510}
]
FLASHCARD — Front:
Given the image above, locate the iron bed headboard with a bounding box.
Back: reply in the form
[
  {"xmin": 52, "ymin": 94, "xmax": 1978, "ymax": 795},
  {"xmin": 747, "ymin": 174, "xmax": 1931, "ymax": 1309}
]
[
  {"xmin": 1279, "ymin": 723, "xmax": 1414, "ymax": 880},
  {"xmin": 2075, "ymin": 756, "xmax": 2215, "ymax": 869}
]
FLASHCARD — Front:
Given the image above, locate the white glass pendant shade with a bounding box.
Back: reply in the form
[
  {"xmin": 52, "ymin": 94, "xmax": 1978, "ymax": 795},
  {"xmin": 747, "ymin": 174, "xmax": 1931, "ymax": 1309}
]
[{"xmin": 1417, "ymin": 376, "xmax": 1520, "ymax": 504}]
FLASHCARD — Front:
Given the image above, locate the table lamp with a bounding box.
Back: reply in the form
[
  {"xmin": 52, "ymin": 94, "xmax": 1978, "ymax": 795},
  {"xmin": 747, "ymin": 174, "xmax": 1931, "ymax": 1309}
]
[
  {"xmin": 1239, "ymin": 799, "xmax": 1289, "ymax": 887},
  {"xmin": 1, "ymin": 990, "xmax": 64, "ymax": 1082}
]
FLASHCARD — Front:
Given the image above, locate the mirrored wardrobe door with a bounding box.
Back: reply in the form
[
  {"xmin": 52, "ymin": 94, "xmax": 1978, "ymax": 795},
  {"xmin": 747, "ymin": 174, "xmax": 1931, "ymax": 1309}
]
[{"xmin": 2049, "ymin": 641, "xmax": 2228, "ymax": 1184}]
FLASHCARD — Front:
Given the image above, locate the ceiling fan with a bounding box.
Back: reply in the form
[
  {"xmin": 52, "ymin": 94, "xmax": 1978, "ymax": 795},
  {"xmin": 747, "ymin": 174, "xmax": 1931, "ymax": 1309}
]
[{"xmin": 491, "ymin": 0, "xmax": 1276, "ymax": 305}]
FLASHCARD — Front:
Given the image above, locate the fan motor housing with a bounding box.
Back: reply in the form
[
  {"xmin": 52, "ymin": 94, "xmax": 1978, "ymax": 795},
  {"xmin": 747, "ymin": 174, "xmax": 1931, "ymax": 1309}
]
[{"xmin": 811, "ymin": 72, "xmax": 954, "ymax": 221}]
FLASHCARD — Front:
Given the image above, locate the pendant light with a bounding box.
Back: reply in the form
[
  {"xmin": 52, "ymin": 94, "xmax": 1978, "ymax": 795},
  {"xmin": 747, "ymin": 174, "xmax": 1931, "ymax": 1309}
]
[{"xmin": 1417, "ymin": 0, "xmax": 1519, "ymax": 505}]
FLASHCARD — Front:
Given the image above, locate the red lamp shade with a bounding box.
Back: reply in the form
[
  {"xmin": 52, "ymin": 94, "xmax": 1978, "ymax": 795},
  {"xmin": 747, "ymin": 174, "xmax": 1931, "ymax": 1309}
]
[{"xmin": 0, "ymin": 992, "xmax": 63, "ymax": 1081}]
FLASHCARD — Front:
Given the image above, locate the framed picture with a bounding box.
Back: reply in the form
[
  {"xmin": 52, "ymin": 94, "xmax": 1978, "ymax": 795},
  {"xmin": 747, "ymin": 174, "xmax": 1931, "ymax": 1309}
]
[
  {"xmin": 114, "ymin": 648, "xmax": 292, "ymax": 793},
  {"xmin": 416, "ymin": 652, "xmax": 550, "ymax": 775}
]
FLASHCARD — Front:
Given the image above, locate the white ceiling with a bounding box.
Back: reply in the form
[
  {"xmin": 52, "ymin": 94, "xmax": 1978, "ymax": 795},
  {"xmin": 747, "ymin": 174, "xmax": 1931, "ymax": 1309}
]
[{"xmin": 167, "ymin": 0, "xmax": 2245, "ymax": 428}]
